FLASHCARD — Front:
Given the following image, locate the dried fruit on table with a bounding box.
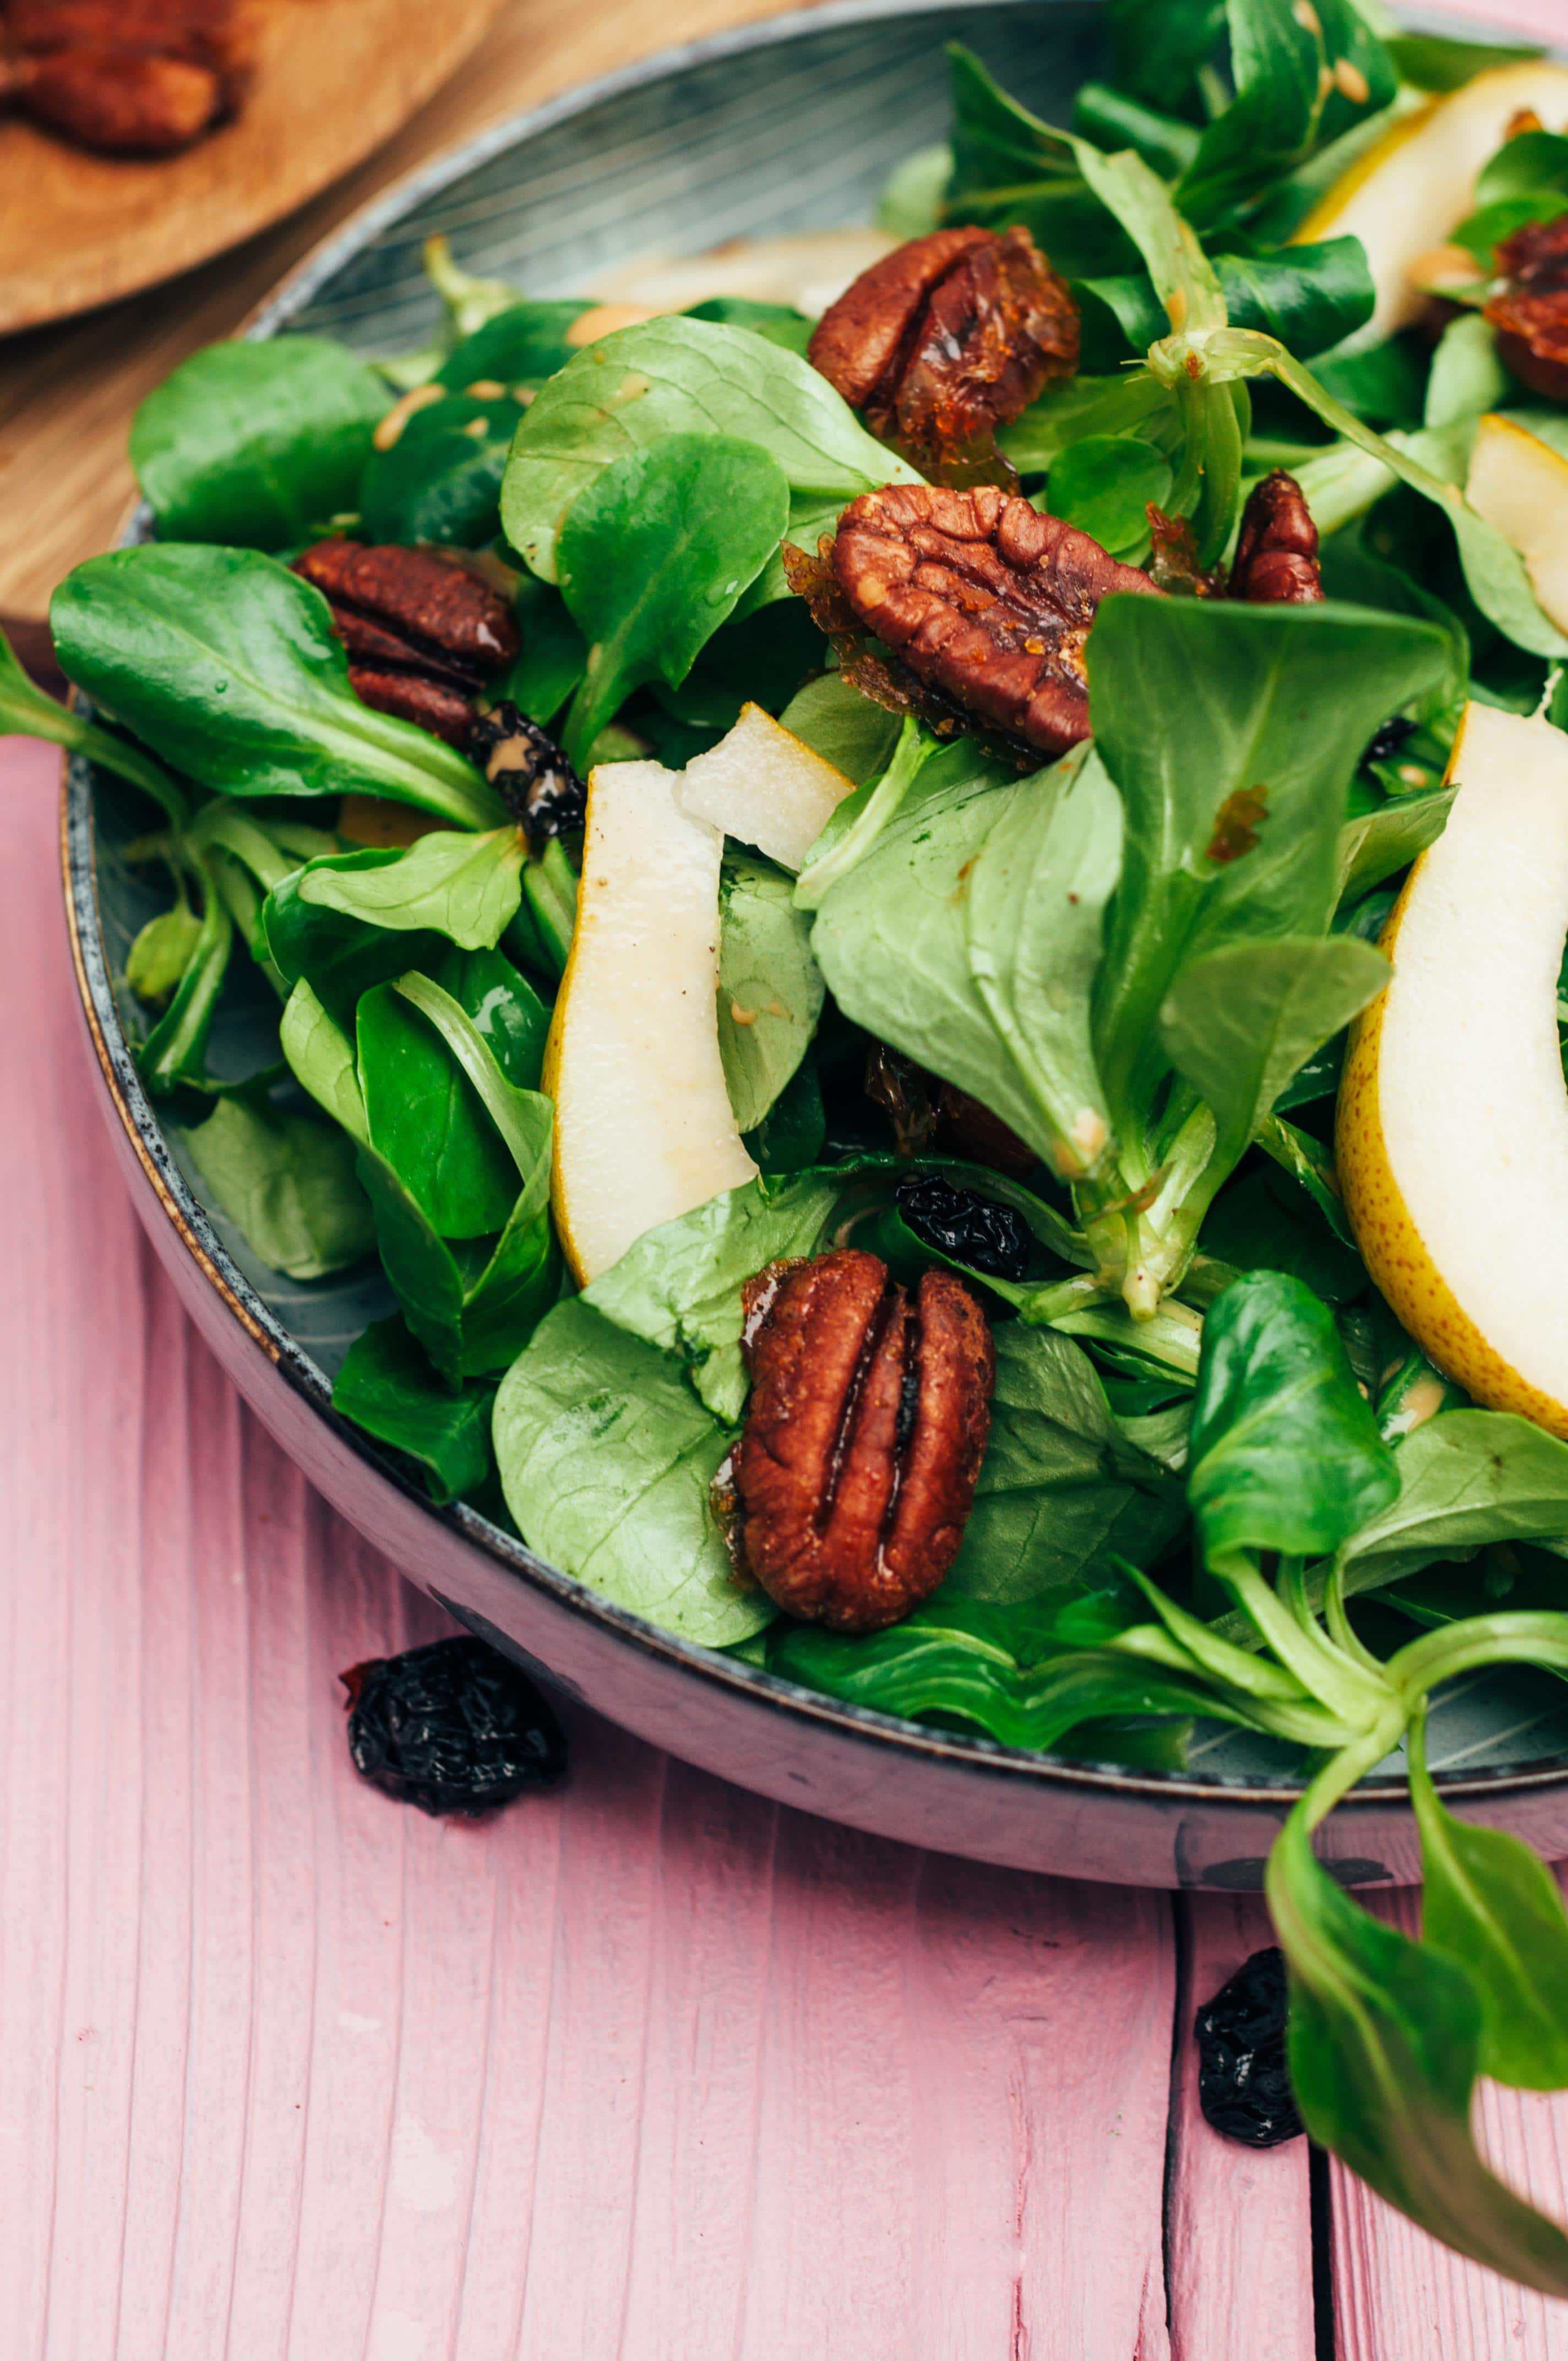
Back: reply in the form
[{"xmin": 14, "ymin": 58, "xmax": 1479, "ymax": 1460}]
[
  {"xmin": 341, "ymin": 1635, "xmax": 567, "ymax": 1816},
  {"xmin": 830, "ymin": 483, "xmax": 1159, "ymax": 757},
  {"xmin": 733, "ymin": 1247, "xmax": 995, "ymax": 1633},
  {"xmin": 1485, "ymin": 215, "xmax": 1568, "ymax": 403},
  {"xmin": 292, "ymin": 537, "xmax": 521, "ymax": 747},
  {"xmin": 808, "ymin": 226, "xmax": 1078, "ymax": 484},
  {"xmin": 469, "ymin": 700, "xmax": 586, "ymax": 840},
  {"xmin": 1194, "ymin": 1946, "xmax": 1304, "ymax": 2148},
  {"xmin": 5, "ymin": 0, "xmax": 254, "ymax": 153},
  {"xmin": 894, "ymin": 1172, "xmax": 1031, "ymax": 1282},
  {"xmin": 1228, "ymin": 470, "xmax": 1324, "ymax": 606}
]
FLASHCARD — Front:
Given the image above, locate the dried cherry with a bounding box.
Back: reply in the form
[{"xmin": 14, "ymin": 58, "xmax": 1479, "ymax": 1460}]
[
  {"xmin": 469, "ymin": 701, "xmax": 586, "ymax": 839},
  {"xmin": 341, "ymin": 1635, "xmax": 567, "ymax": 1816},
  {"xmin": 1194, "ymin": 1946, "xmax": 1304, "ymax": 2148},
  {"xmin": 895, "ymin": 1172, "xmax": 1031, "ymax": 1282}
]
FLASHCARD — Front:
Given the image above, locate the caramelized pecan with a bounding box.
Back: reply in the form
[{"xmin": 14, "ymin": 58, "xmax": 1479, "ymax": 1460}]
[
  {"xmin": 734, "ymin": 1248, "xmax": 994, "ymax": 1634},
  {"xmin": 7, "ymin": 0, "xmax": 253, "ymax": 153},
  {"xmin": 1228, "ymin": 471, "xmax": 1323, "ymax": 605},
  {"xmin": 293, "ymin": 538, "xmax": 521, "ymax": 748},
  {"xmin": 1485, "ymin": 215, "xmax": 1568, "ymax": 402},
  {"xmin": 809, "ymin": 227, "xmax": 1078, "ymax": 484},
  {"xmin": 831, "ymin": 483, "xmax": 1159, "ymax": 755}
]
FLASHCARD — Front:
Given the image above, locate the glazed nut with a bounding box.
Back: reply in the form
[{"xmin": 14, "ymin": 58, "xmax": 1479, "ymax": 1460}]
[
  {"xmin": 1485, "ymin": 214, "xmax": 1568, "ymax": 404},
  {"xmin": 809, "ymin": 226, "xmax": 1077, "ymax": 483},
  {"xmin": 1228, "ymin": 470, "xmax": 1324, "ymax": 606},
  {"xmin": 292, "ymin": 538, "xmax": 521, "ymax": 746},
  {"xmin": 830, "ymin": 482, "xmax": 1160, "ymax": 756},
  {"xmin": 733, "ymin": 1248, "xmax": 995, "ymax": 1635}
]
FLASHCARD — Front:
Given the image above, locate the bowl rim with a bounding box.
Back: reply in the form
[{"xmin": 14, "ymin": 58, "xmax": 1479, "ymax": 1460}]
[{"xmin": 59, "ymin": 0, "xmax": 1568, "ymax": 1816}]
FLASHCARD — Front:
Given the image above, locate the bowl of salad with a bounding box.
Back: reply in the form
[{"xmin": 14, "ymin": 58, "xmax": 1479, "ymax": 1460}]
[{"xmin": 23, "ymin": 0, "xmax": 1568, "ymax": 2287}]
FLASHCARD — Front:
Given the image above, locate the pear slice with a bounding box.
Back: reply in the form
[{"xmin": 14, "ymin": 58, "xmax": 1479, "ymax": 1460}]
[
  {"xmin": 1466, "ymin": 412, "xmax": 1568, "ymax": 635},
  {"xmin": 585, "ymin": 227, "xmax": 899, "ymax": 320},
  {"xmin": 545, "ymin": 759, "xmax": 758, "ymax": 1285},
  {"xmin": 1337, "ymin": 701, "xmax": 1568, "ymax": 1436},
  {"xmin": 1295, "ymin": 63, "xmax": 1568, "ymax": 346},
  {"xmin": 674, "ymin": 701, "xmax": 856, "ymax": 872}
]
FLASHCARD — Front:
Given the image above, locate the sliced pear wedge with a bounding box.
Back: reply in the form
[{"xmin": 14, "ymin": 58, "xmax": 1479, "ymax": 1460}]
[
  {"xmin": 674, "ymin": 701, "xmax": 856, "ymax": 872},
  {"xmin": 1466, "ymin": 412, "xmax": 1568, "ymax": 636},
  {"xmin": 545, "ymin": 759, "xmax": 757, "ymax": 1285},
  {"xmin": 1337, "ymin": 701, "xmax": 1568, "ymax": 1436},
  {"xmin": 1295, "ymin": 63, "xmax": 1568, "ymax": 345}
]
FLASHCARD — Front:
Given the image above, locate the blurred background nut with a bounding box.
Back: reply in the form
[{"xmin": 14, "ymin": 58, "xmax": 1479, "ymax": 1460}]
[{"xmin": 1485, "ymin": 215, "xmax": 1568, "ymax": 402}]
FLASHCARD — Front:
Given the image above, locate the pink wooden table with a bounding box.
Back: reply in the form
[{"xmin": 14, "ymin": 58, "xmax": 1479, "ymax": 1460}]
[{"xmin": 5, "ymin": 14, "xmax": 1568, "ymax": 2315}]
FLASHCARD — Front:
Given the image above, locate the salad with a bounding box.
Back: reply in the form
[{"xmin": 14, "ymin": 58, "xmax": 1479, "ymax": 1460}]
[{"xmin": 12, "ymin": 0, "xmax": 1568, "ymax": 2288}]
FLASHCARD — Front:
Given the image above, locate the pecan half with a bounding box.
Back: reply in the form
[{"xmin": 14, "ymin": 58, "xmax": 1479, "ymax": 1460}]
[
  {"xmin": 809, "ymin": 227, "xmax": 1079, "ymax": 485},
  {"xmin": 831, "ymin": 483, "xmax": 1159, "ymax": 756},
  {"xmin": 292, "ymin": 538, "xmax": 521, "ymax": 748},
  {"xmin": 734, "ymin": 1248, "xmax": 994, "ymax": 1634},
  {"xmin": 7, "ymin": 0, "xmax": 253, "ymax": 152},
  {"xmin": 1228, "ymin": 471, "xmax": 1323, "ymax": 605},
  {"xmin": 1485, "ymin": 215, "xmax": 1568, "ymax": 402}
]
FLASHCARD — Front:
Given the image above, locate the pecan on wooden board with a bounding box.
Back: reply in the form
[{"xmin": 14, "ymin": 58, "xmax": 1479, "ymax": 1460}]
[
  {"xmin": 4, "ymin": 0, "xmax": 254, "ymax": 153},
  {"xmin": 1485, "ymin": 215, "xmax": 1568, "ymax": 404},
  {"xmin": 1228, "ymin": 470, "xmax": 1323, "ymax": 605},
  {"xmin": 734, "ymin": 1248, "xmax": 995, "ymax": 1634},
  {"xmin": 809, "ymin": 227, "xmax": 1078, "ymax": 485},
  {"xmin": 831, "ymin": 483, "xmax": 1160, "ymax": 757},
  {"xmin": 292, "ymin": 539, "xmax": 521, "ymax": 749}
]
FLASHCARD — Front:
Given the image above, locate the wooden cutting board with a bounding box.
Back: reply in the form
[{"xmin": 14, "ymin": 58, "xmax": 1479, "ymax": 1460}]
[
  {"xmin": 0, "ymin": 0, "xmax": 809, "ymax": 677},
  {"xmin": 0, "ymin": 0, "xmax": 506, "ymax": 336}
]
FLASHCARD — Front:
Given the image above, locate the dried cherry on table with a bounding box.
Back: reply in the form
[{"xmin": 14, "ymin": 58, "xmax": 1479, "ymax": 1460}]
[
  {"xmin": 733, "ymin": 1247, "xmax": 995, "ymax": 1634},
  {"xmin": 830, "ymin": 482, "xmax": 1160, "ymax": 757},
  {"xmin": 1194, "ymin": 1946, "xmax": 1304, "ymax": 2148},
  {"xmin": 292, "ymin": 538, "xmax": 521, "ymax": 748},
  {"xmin": 808, "ymin": 226, "xmax": 1079, "ymax": 483},
  {"xmin": 341, "ymin": 1635, "xmax": 568, "ymax": 1817}
]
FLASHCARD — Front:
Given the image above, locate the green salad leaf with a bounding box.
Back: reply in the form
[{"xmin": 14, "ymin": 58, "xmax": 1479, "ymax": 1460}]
[
  {"xmin": 297, "ymin": 826, "xmax": 527, "ymax": 952},
  {"xmin": 360, "ymin": 390, "xmax": 526, "ymax": 547},
  {"xmin": 556, "ymin": 432, "xmax": 791, "ymax": 767},
  {"xmin": 130, "ymin": 336, "xmax": 390, "ymax": 548},
  {"xmin": 500, "ymin": 314, "xmax": 914, "ymax": 582},
  {"xmin": 717, "ymin": 853, "xmax": 824, "ymax": 1135},
  {"xmin": 183, "ymin": 1089, "xmax": 375, "ymax": 1280},
  {"xmin": 52, "ymin": 547, "xmax": 506, "ymax": 828},
  {"xmin": 493, "ymin": 1297, "xmax": 771, "ymax": 1647},
  {"xmin": 331, "ymin": 1316, "xmax": 497, "ymax": 1505}
]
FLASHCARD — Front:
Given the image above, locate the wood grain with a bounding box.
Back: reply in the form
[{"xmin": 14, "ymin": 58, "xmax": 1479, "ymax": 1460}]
[
  {"xmin": 1331, "ymin": 1885, "xmax": 1568, "ymax": 2359},
  {"xmin": 0, "ymin": 0, "xmax": 505, "ymax": 338},
  {"xmin": 1, "ymin": 730, "xmax": 1185, "ymax": 2358},
  {"xmin": 0, "ymin": 0, "xmax": 824, "ymax": 644}
]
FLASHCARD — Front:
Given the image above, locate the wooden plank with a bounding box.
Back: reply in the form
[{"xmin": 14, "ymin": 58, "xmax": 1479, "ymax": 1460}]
[
  {"xmin": 1166, "ymin": 1896, "xmax": 1316, "ymax": 2361},
  {"xmin": 1331, "ymin": 1885, "xmax": 1568, "ymax": 2359},
  {"xmin": 0, "ymin": 733, "xmax": 1185, "ymax": 2356}
]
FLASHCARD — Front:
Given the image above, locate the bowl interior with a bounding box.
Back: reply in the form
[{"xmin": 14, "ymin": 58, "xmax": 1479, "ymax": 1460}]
[{"xmin": 78, "ymin": 0, "xmax": 1568, "ymax": 1802}]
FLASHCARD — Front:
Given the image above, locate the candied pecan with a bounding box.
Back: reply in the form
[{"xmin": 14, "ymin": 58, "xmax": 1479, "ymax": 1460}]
[
  {"xmin": 293, "ymin": 538, "xmax": 521, "ymax": 745},
  {"xmin": 809, "ymin": 227, "xmax": 1078, "ymax": 485},
  {"xmin": 1485, "ymin": 215, "xmax": 1568, "ymax": 402},
  {"xmin": 1228, "ymin": 471, "xmax": 1323, "ymax": 605},
  {"xmin": 734, "ymin": 1247, "xmax": 994, "ymax": 1634},
  {"xmin": 347, "ymin": 670, "xmax": 477, "ymax": 748},
  {"xmin": 469, "ymin": 701, "xmax": 586, "ymax": 840},
  {"xmin": 831, "ymin": 483, "xmax": 1159, "ymax": 756}
]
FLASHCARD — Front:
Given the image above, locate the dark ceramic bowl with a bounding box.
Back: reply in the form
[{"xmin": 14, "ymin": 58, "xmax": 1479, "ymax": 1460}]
[{"xmin": 62, "ymin": 0, "xmax": 1568, "ymax": 1887}]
